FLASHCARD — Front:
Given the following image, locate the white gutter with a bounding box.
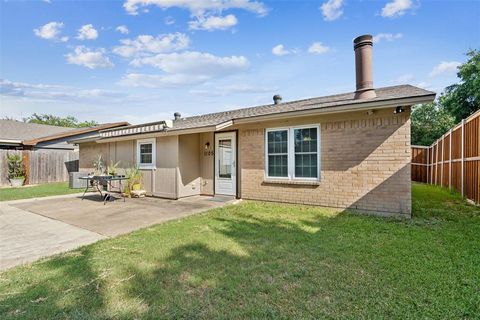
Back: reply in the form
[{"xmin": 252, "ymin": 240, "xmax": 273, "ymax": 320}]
[{"xmin": 0, "ymin": 139, "xmax": 22, "ymax": 145}]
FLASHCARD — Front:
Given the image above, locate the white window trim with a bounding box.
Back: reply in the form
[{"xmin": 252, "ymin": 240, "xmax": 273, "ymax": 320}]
[
  {"xmin": 265, "ymin": 124, "xmax": 320, "ymax": 181},
  {"xmin": 136, "ymin": 138, "xmax": 156, "ymax": 169}
]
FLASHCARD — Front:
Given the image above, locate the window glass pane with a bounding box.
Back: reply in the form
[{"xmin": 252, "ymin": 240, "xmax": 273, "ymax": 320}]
[
  {"xmin": 139, "ymin": 143, "xmax": 153, "ymax": 164},
  {"xmin": 141, "ymin": 153, "xmax": 152, "ymax": 164},
  {"xmin": 294, "ymin": 128, "xmax": 317, "ymax": 153},
  {"xmin": 267, "ymin": 130, "xmax": 288, "ymax": 177},
  {"xmin": 268, "ymin": 155, "xmax": 288, "ymax": 177},
  {"xmin": 140, "ymin": 144, "xmax": 152, "ymax": 154},
  {"xmin": 294, "ymin": 128, "xmax": 318, "ymax": 178},
  {"xmin": 218, "ymin": 139, "xmax": 232, "ymax": 178}
]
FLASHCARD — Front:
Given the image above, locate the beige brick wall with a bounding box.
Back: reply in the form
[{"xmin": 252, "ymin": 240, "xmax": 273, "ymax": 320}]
[{"xmin": 238, "ymin": 108, "xmax": 412, "ymax": 217}]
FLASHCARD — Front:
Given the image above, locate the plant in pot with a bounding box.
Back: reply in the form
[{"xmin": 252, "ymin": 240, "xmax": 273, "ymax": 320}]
[
  {"xmin": 6, "ymin": 153, "xmax": 25, "ymax": 187},
  {"xmin": 125, "ymin": 166, "xmax": 142, "ymax": 196},
  {"xmin": 107, "ymin": 160, "xmax": 121, "ymax": 176}
]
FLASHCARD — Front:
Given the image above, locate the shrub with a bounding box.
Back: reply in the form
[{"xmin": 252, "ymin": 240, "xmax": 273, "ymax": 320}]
[{"xmin": 6, "ymin": 153, "xmax": 25, "ymax": 179}]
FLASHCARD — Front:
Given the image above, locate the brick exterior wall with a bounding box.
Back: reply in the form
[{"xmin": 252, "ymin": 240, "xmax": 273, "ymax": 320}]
[{"xmin": 238, "ymin": 109, "xmax": 412, "ymax": 217}]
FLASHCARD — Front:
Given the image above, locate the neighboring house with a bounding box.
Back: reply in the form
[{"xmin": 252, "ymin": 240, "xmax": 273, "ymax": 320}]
[
  {"xmin": 76, "ymin": 35, "xmax": 436, "ymax": 217},
  {"xmin": 0, "ymin": 120, "xmax": 75, "ymax": 149},
  {"xmin": 0, "ymin": 120, "xmax": 129, "ymax": 150}
]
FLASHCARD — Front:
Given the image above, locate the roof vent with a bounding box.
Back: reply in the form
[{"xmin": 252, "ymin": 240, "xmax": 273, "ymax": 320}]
[
  {"xmin": 174, "ymin": 112, "xmax": 181, "ymax": 120},
  {"xmin": 273, "ymin": 94, "xmax": 282, "ymax": 105},
  {"xmin": 353, "ymin": 34, "xmax": 377, "ymax": 100}
]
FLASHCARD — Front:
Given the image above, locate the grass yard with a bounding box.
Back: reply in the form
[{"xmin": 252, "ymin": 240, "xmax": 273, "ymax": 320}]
[
  {"xmin": 0, "ymin": 182, "xmax": 81, "ymax": 201},
  {"xmin": 0, "ymin": 183, "xmax": 479, "ymax": 319}
]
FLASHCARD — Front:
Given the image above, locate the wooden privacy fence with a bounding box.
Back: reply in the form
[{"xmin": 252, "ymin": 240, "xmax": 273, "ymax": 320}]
[
  {"xmin": 0, "ymin": 149, "xmax": 79, "ymax": 186},
  {"xmin": 411, "ymin": 109, "xmax": 480, "ymax": 204}
]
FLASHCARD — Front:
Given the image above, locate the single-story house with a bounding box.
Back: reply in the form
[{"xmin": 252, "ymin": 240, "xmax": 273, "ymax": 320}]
[
  {"xmin": 0, "ymin": 120, "xmax": 129, "ymax": 150},
  {"xmin": 76, "ymin": 35, "xmax": 436, "ymax": 217}
]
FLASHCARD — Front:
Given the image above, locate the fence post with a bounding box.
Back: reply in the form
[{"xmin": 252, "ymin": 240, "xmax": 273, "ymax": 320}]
[
  {"xmin": 22, "ymin": 150, "xmax": 30, "ymax": 185},
  {"xmin": 461, "ymin": 119, "xmax": 465, "ymax": 197},
  {"xmin": 449, "ymin": 128, "xmax": 452, "ymax": 189},
  {"xmin": 430, "ymin": 146, "xmax": 434, "ymax": 184},
  {"xmin": 427, "ymin": 147, "xmax": 430, "ymax": 183},
  {"xmin": 441, "ymin": 135, "xmax": 444, "ymax": 186},
  {"xmin": 435, "ymin": 141, "xmax": 439, "ymax": 185}
]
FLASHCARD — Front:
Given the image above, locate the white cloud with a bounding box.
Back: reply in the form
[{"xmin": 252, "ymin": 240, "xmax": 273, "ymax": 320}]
[
  {"xmin": 121, "ymin": 51, "xmax": 249, "ymax": 88},
  {"xmin": 381, "ymin": 0, "xmax": 414, "ymax": 18},
  {"xmin": 0, "ymin": 79, "xmax": 126, "ymax": 101},
  {"xmin": 76, "ymin": 24, "xmax": 98, "ymax": 40},
  {"xmin": 308, "ymin": 42, "xmax": 330, "ymax": 54},
  {"xmin": 33, "ymin": 22, "xmax": 68, "ymax": 42},
  {"xmin": 131, "ymin": 51, "xmax": 249, "ymax": 75},
  {"xmin": 189, "ymin": 14, "xmax": 238, "ymax": 31},
  {"xmin": 271, "ymin": 44, "xmax": 291, "ymax": 56},
  {"xmin": 320, "ymin": 0, "xmax": 344, "ymax": 21},
  {"xmin": 429, "ymin": 61, "xmax": 461, "ymax": 77},
  {"xmin": 119, "ymin": 73, "xmax": 210, "ymax": 88},
  {"xmin": 164, "ymin": 16, "xmax": 176, "ymax": 25},
  {"xmin": 65, "ymin": 46, "xmax": 113, "ymax": 69},
  {"xmin": 123, "ymin": 0, "xmax": 268, "ymax": 16},
  {"xmin": 373, "ymin": 33, "xmax": 403, "ymax": 43},
  {"xmin": 113, "ymin": 33, "xmax": 189, "ymax": 57},
  {"xmin": 116, "ymin": 25, "xmax": 129, "ymax": 34}
]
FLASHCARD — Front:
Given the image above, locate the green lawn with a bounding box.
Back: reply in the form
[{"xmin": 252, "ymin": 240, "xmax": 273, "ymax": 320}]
[
  {"xmin": 0, "ymin": 182, "xmax": 81, "ymax": 201},
  {"xmin": 0, "ymin": 183, "xmax": 479, "ymax": 319}
]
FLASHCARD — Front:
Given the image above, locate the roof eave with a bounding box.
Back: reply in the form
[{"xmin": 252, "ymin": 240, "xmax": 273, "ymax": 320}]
[
  {"xmin": 96, "ymin": 125, "xmax": 217, "ymax": 143},
  {"xmin": 233, "ymin": 94, "xmax": 435, "ymax": 125}
]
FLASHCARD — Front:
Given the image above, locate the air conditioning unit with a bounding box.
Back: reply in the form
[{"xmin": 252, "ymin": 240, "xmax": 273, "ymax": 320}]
[{"xmin": 69, "ymin": 172, "xmax": 88, "ymax": 189}]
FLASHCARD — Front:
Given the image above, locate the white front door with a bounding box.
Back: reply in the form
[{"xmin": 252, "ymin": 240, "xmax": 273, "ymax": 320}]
[{"xmin": 215, "ymin": 132, "xmax": 236, "ymax": 196}]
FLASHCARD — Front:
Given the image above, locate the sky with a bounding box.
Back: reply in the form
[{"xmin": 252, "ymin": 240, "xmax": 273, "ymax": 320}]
[{"xmin": 1, "ymin": 0, "xmax": 479, "ymax": 124}]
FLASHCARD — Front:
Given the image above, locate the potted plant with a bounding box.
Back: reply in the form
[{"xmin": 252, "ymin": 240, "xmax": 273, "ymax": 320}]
[
  {"xmin": 107, "ymin": 160, "xmax": 121, "ymax": 176},
  {"xmin": 125, "ymin": 166, "xmax": 142, "ymax": 196},
  {"xmin": 6, "ymin": 153, "xmax": 25, "ymax": 187}
]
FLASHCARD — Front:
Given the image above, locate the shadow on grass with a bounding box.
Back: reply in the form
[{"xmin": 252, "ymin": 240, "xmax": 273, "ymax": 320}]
[
  {"xmin": 0, "ymin": 246, "xmax": 106, "ymax": 319},
  {"xmin": 1, "ymin": 196, "xmax": 479, "ymax": 319}
]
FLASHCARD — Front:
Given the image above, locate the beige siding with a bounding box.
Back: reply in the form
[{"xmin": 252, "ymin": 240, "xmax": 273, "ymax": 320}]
[
  {"xmin": 154, "ymin": 136, "xmax": 178, "ymax": 199},
  {"xmin": 177, "ymin": 134, "xmax": 201, "ymax": 197},
  {"xmin": 237, "ymin": 108, "xmax": 412, "ymax": 217},
  {"xmin": 199, "ymin": 132, "xmax": 214, "ymax": 195},
  {"xmin": 79, "ymin": 142, "xmax": 109, "ymax": 173}
]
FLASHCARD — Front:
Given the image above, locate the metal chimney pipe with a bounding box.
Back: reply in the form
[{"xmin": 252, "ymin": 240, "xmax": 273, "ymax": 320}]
[
  {"xmin": 174, "ymin": 112, "xmax": 181, "ymax": 120},
  {"xmin": 353, "ymin": 34, "xmax": 376, "ymax": 99}
]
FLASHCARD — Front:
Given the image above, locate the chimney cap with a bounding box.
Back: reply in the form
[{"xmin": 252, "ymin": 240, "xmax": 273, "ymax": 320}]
[
  {"xmin": 273, "ymin": 94, "xmax": 282, "ymax": 104},
  {"xmin": 353, "ymin": 34, "xmax": 373, "ymax": 49},
  {"xmin": 174, "ymin": 112, "xmax": 181, "ymax": 120}
]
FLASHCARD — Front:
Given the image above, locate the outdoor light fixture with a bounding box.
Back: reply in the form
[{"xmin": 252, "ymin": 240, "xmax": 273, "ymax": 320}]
[
  {"xmin": 394, "ymin": 106, "xmax": 405, "ymax": 114},
  {"xmin": 366, "ymin": 110, "xmax": 375, "ymax": 116},
  {"xmin": 205, "ymin": 142, "xmax": 210, "ymax": 150}
]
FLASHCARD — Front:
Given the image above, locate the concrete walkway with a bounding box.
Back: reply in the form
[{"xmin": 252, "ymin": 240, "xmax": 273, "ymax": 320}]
[
  {"xmin": 0, "ymin": 194, "xmax": 235, "ymax": 271},
  {"xmin": 0, "ymin": 201, "xmax": 104, "ymax": 271}
]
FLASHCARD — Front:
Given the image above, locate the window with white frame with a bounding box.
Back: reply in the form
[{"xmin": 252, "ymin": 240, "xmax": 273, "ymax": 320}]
[
  {"xmin": 265, "ymin": 125, "xmax": 320, "ymax": 180},
  {"xmin": 136, "ymin": 139, "xmax": 156, "ymax": 169}
]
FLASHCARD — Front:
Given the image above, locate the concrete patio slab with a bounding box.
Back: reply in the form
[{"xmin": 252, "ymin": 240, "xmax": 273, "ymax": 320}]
[
  {"xmin": 11, "ymin": 195, "xmax": 235, "ymax": 237},
  {"xmin": 1, "ymin": 194, "xmax": 235, "ymax": 271}
]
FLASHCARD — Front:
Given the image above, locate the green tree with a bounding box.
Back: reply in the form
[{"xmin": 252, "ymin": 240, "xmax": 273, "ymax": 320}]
[
  {"xmin": 24, "ymin": 113, "xmax": 98, "ymax": 128},
  {"xmin": 411, "ymin": 103, "xmax": 455, "ymax": 146},
  {"xmin": 439, "ymin": 49, "xmax": 480, "ymax": 122}
]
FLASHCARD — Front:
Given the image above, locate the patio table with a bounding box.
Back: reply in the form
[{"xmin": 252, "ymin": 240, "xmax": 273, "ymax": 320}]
[{"xmin": 79, "ymin": 175, "xmax": 128, "ymax": 205}]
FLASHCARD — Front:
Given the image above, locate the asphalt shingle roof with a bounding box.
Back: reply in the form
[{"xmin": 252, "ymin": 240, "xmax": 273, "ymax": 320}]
[
  {"xmin": 0, "ymin": 120, "xmax": 74, "ymax": 141},
  {"xmin": 169, "ymin": 84, "xmax": 435, "ymax": 131}
]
